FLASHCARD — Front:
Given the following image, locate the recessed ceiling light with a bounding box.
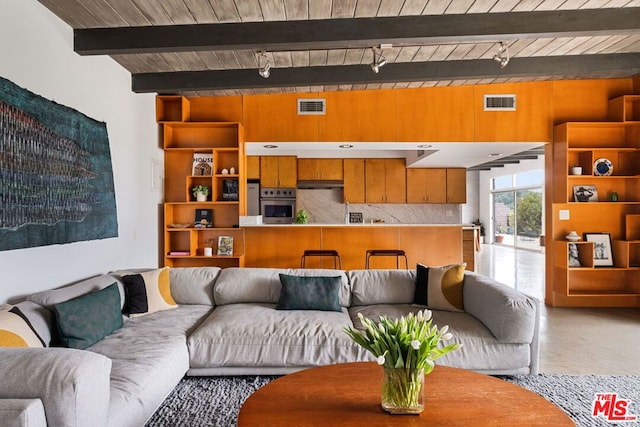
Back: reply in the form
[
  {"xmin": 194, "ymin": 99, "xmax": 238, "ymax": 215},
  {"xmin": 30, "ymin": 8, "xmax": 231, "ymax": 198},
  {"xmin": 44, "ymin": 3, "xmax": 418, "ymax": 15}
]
[
  {"xmin": 417, "ymin": 144, "xmax": 432, "ymax": 149},
  {"xmin": 263, "ymin": 144, "xmax": 278, "ymax": 149},
  {"xmin": 339, "ymin": 144, "xmax": 354, "ymax": 149},
  {"xmin": 488, "ymin": 153, "xmax": 503, "ymax": 157}
]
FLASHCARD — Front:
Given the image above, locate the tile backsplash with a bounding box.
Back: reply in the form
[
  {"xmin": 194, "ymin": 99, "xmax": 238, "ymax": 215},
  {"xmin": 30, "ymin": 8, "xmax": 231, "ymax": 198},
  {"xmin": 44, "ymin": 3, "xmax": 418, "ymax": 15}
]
[{"xmin": 296, "ymin": 189, "xmax": 461, "ymax": 224}]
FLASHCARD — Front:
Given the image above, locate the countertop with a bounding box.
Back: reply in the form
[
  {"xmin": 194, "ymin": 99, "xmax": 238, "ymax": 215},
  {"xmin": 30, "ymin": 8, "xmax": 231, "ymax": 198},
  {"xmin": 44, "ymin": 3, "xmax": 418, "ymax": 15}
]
[{"xmin": 241, "ymin": 223, "xmax": 470, "ymax": 227}]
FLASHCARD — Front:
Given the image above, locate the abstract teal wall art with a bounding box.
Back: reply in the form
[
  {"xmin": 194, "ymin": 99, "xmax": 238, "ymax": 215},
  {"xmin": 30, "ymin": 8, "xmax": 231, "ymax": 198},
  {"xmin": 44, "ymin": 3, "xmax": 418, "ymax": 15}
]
[{"xmin": 0, "ymin": 76, "xmax": 118, "ymax": 251}]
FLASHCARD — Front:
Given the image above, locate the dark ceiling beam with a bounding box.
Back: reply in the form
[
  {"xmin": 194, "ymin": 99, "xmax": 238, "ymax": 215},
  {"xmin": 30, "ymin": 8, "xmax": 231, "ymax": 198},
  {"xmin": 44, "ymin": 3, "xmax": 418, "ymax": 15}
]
[
  {"xmin": 76, "ymin": 8, "xmax": 640, "ymax": 55},
  {"xmin": 131, "ymin": 53, "xmax": 640, "ymax": 93}
]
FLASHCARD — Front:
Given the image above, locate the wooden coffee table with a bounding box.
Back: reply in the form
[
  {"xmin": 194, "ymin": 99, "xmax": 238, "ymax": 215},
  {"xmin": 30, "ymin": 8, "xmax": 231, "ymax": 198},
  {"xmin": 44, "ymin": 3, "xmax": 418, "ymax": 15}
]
[{"xmin": 238, "ymin": 362, "xmax": 575, "ymax": 426}]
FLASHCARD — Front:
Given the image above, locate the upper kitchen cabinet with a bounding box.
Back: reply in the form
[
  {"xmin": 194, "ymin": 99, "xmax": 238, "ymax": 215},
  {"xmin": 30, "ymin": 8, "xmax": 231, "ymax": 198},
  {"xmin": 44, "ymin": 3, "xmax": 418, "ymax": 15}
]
[
  {"xmin": 343, "ymin": 159, "xmax": 365, "ymax": 203},
  {"xmin": 406, "ymin": 169, "xmax": 446, "ymax": 203},
  {"xmin": 298, "ymin": 159, "xmax": 343, "ymax": 180},
  {"xmin": 243, "ymin": 93, "xmax": 320, "ymax": 142},
  {"xmin": 406, "ymin": 168, "xmax": 466, "ymax": 204},
  {"xmin": 365, "ymin": 158, "xmax": 406, "ymax": 203},
  {"xmin": 397, "ymin": 86, "xmax": 475, "ymax": 142},
  {"xmin": 446, "ymin": 168, "xmax": 467, "ymax": 203},
  {"xmin": 260, "ymin": 156, "xmax": 297, "ymax": 188},
  {"xmin": 318, "ymin": 90, "xmax": 397, "ymax": 141},
  {"xmin": 246, "ymin": 156, "xmax": 260, "ymax": 180},
  {"xmin": 474, "ymin": 82, "xmax": 553, "ymax": 142}
]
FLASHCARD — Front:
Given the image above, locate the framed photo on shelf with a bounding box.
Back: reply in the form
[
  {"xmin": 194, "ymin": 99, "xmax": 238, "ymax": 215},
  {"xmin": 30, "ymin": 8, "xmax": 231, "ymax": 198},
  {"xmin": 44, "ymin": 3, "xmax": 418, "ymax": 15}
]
[
  {"xmin": 584, "ymin": 232, "xmax": 613, "ymax": 267},
  {"xmin": 573, "ymin": 185, "xmax": 598, "ymax": 202},
  {"xmin": 217, "ymin": 236, "xmax": 234, "ymax": 256}
]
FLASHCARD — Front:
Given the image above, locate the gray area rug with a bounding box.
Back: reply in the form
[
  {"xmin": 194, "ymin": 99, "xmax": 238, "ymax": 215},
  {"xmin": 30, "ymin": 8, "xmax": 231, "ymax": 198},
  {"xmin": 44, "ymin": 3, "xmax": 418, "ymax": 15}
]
[{"xmin": 145, "ymin": 374, "xmax": 640, "ymax": 427}]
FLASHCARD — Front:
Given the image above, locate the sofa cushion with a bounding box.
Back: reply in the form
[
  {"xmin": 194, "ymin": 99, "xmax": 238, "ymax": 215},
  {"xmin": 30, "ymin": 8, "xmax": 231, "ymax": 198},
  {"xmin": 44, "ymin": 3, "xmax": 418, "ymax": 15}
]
[
  {"xmin": 0, "ymin": 306, "xmax": 45, "ymax": 348},
  {"xmin": 54, "ymin": 283, "xmax": 123, "ymax": 350},
  {"xmin": 27, "ymin": 273, "xmax": 125, "ymax": 310},
  {"xmin": 276, "ymin": 274, "xmax": 342, "ymax": 312},
  {"xmin": 188, "ymin": 303, "xmax": 369, "ymax": 369},
  {"xmin": 349, "ymin": 269, "xmax": 415, "ymax": 306},
  {"xmin": 121, "ymin": 268, "xmax": 177, "ymax": 317},
  {"xmin": 349, "ymin": 304, "xmax": 531, "ymax": 373},
  {"xmin": 169, "ymin": 267, "xmax": 220, "ymax": 305},
  {"xmin": 87, "ymin": 305, "xmax": 211, "ymax": 427},
  {"xmin": 0, "ymin": 398, "xmax": 47, "ymax": 427},
  {"xmin": 414, "ymin": 263, "xmax": 465, "ymax": 312},
  {"xmin": 214, "ymin": 268, "xmax": 351, "ymax": 307}
]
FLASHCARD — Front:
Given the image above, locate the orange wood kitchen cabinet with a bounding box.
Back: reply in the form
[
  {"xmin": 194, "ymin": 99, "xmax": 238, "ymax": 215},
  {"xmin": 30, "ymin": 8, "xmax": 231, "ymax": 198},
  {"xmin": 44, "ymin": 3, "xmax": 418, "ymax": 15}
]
[
  {"xmin": 446, "ymin": 168, "xmax": 467, "ymax": 203},
  {"xmin": 548, "ymin": 95, "xmax": 640, "ymax": 308},
  {"xmin": 158, "ymin": 96, "xmax": 246, "ymax": 269},
  {"xmin": 343, "ymin": 159, "xmax": 365, "ymax": 203},
  {"xmin": 246, "ymin": 156, "xmax": 260, "ymax": 180},
  {"xmin": 297, "ymin": 159, "xmax": 343, "ymax": 180},
  {"xmin": 365, "ymin": 158, "xmax": 406, "ymax": 203},
  {"xmin": 260, "ymin": 156, "xmax": 297, "ymax": 188},
  {"xmin": 406, "ymin": 169, "xmax": 446, "ymax": 203}
]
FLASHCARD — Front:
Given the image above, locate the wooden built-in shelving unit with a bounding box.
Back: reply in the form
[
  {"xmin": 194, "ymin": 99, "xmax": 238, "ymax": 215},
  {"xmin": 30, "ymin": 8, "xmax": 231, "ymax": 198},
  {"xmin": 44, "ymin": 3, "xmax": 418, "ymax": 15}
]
[
  {"xmin": 550, "ymin": 95, "xmax": 640, "ymax": 307},
  {"xmin": 158, "ymin": 96, "xmax": 246, "ymax": 268}
]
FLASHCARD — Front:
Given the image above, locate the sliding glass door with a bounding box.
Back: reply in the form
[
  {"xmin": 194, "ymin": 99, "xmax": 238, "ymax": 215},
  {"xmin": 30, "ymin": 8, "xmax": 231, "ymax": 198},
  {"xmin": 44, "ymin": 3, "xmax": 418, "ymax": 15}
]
[{"xmin": 492, "ymin": 171, "xmax": 543, "ymax": 250}]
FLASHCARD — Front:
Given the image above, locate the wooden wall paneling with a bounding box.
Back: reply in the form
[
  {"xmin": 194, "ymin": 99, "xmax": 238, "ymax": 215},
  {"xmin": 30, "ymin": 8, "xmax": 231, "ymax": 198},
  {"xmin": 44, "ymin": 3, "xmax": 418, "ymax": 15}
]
[
  {"xmin": 243, "ymin": 93, "xmax": 320, "ymax": 142},
  {"xmin": 474, "ymin": 82, "xmax": 553, "ymax": 142},
  {"xmin": 244, "ymin": 227, "xmax": 322, "ymax": 268},
  {"xmin": 399, "ymin": 226, "xmax": 463, "ymax": 268},
  {"xmin": 396, "ymin": 86, "xmax": 475, "ymax": 142},
  {"xmin": 187, "ymin": 96, "xmax": 243, "ymax": 122},
  {"xmin": 553, "ymin": 79, "xmax": 633, "ymax": 125},
  {"xmin": 343, "ymin": 159, "xmax": 365, "ymax": 203},
  {"xmin": 321, "ymin": 227, "xmax": 400, "ymax": 270},
  {"xmin": 318, "ymin": 90, "xmax": 397, "ymax": 141}
]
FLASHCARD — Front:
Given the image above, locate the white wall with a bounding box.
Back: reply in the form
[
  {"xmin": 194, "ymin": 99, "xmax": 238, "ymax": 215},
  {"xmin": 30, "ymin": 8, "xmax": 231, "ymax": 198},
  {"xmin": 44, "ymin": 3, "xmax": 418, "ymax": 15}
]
[
  {"xmin": 478, "ymin": 156, "xmax": 545, "ymax": 244},
  {"xmin": 0, "ymin": 0, "xmax": 160, "ymax": 303}
]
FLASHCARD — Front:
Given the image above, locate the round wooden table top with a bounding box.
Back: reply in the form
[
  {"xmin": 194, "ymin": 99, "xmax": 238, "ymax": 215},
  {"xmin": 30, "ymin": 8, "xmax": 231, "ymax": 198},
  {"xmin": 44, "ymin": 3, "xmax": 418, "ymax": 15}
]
[{"xmin": 238, "ymin": 362, "xmax": 575, "ymax": 426}]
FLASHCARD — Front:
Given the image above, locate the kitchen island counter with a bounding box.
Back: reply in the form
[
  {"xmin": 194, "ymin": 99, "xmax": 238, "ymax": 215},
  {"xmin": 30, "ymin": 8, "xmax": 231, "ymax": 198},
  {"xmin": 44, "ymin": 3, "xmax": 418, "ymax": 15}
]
[{"xmin": 243, "ymin": 224, "xmax": 463, "ymax": 269}]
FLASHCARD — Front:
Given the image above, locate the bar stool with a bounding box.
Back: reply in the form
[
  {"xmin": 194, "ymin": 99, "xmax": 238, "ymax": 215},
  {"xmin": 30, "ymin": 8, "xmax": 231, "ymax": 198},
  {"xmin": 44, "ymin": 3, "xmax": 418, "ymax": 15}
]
[
  {"xmin": 301, "ymin": 250, "xmax": 342, "ymax": 269},
  {"xmin": 365, "ymin": 249, "xmax": 408, "ymax": 269}
]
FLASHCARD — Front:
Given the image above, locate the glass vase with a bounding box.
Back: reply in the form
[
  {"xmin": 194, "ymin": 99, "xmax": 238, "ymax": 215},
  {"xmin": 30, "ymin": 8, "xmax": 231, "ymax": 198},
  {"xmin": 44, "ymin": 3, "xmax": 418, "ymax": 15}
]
[{"xmin": 381, "ymin": 367, "xmax": 425, "ymax": 414}]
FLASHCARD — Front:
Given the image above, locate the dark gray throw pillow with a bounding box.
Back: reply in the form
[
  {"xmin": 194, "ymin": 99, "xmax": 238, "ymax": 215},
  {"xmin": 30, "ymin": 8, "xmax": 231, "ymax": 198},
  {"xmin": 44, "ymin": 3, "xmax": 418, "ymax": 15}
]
[
  {"xmin": 276, "ymin": 274, "xmax": 342, "ymax": 312},
  {"xmin": 54, "ymin": 282, "xmax": 123, "ymax": 349}
]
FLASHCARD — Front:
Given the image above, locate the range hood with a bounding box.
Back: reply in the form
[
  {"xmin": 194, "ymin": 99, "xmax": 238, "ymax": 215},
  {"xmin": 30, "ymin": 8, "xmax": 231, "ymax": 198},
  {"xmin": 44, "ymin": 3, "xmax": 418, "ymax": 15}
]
[{"xmin": 297, "ymin": 180, "xmax": 344, "ymax": 189}]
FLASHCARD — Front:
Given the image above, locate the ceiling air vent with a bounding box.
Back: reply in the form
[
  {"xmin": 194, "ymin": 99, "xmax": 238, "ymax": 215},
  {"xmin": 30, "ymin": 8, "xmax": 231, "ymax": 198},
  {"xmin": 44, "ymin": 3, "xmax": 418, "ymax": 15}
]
[
  {"xmin": 297, "ymin": 98, "xmax": 326, "ymax": 115},
  {"xmin": 483, "ymin": 94, "xmax": 516, "ymax": 111}
]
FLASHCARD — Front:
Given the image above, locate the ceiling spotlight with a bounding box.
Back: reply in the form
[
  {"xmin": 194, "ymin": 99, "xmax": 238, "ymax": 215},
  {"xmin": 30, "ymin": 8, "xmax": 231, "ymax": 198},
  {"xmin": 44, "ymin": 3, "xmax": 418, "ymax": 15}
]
[
  {"xmin": 417, "ymin": 144, "xmax": 432, "ymax": 149},
  {"xmin": 257, "ymin": 51, "xmax": 271, "ymax": 78},
  {"xmin": 370, "ymin": 47, "xmax": 387, "ymax": 74},
  {"xmin": 263, "ymin": 144, "xmax": 278, "ymax": 149},
  {"xmin": 339, "ymin": 144, "xmax": 354, "ymax": 149},
  {"xmin": 493, "ymin": 42, "xmax": 510, "ymax": 69},
  {"xmin": 488, "ymin": 153, "xmax": 503, "ymax": 157}
]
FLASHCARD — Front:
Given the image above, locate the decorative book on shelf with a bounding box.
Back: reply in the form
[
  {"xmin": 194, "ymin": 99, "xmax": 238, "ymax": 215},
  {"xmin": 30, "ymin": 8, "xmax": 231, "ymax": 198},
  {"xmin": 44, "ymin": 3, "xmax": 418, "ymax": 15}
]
[
  {"xmin": 195, "ymin": 209, "xmax": 213, "ymax": 228},
  {"xmin": 192, "ymin": 153, "xmax": 213, "ymax": 176},
  {"xmin": 217, "ymin": 236, "xmax": 234, "ymax": 255}
]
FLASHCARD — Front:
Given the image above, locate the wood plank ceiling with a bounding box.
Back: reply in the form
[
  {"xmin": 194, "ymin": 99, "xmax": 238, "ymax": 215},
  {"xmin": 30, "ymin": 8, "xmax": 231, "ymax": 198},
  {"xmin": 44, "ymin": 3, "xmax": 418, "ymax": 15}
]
[{"xmin": 37, "ymin": 0, "xmax": 640, "ymax": 96}]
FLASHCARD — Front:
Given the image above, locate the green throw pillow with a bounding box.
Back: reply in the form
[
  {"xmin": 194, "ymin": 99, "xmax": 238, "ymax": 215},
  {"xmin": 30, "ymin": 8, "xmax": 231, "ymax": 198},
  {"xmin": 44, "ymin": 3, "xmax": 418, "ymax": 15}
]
[
  {"xmin": 276, "ymin": 274, "xmax": 342, "ymax": 312},
  {"xmin": 54, "ymin": 283, "xmax": 123, "ymax": 349}
]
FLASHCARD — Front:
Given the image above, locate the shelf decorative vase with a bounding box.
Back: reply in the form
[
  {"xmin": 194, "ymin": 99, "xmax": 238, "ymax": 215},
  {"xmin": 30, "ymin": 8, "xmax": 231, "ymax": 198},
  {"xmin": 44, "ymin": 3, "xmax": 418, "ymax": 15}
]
[{"xmin": 381, "ymin": 367, "xmax": 425, "ymax": 414}]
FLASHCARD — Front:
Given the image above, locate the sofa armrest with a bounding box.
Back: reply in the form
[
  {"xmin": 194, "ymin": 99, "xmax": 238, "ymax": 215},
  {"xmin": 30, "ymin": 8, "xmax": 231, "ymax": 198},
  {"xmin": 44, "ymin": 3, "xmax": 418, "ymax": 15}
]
[
  {"xmin": 0, "ymin": 399, "xmax": 46, "ymax": 427},
  {"xmin": 463, "ymin": 272, "xmax": 539, "ymax": 344},
  {"xmin": 0, "ymin": 348, "xmax": 111, "ymax": 427}
]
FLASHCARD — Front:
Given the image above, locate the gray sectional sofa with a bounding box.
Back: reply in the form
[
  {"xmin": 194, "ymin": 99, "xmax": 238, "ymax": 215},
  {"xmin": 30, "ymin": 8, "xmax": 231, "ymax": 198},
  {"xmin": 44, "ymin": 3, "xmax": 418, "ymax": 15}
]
[{"xmin": 0, "ymin": 267, "xmax": 540, "ymax": 427}]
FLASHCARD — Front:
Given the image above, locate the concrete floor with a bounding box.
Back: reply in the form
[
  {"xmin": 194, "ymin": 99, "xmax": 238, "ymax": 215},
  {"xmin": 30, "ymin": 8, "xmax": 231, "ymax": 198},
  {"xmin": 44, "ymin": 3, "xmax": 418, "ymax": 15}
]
[{"xmin": 477, "ymin": 244, "xmax": 640, "ymax": 375}]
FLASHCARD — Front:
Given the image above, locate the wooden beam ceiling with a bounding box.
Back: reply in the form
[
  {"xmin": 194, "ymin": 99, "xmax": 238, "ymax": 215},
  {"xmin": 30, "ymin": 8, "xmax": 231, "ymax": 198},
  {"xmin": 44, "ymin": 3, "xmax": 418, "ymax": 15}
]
[
  {"xmin": 132, "ymin": 53, "xmax": 640, "ymax": 93},
  {"xmin": 75, "ymin": 8, "xmax": 640, "ymax": 55}
]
